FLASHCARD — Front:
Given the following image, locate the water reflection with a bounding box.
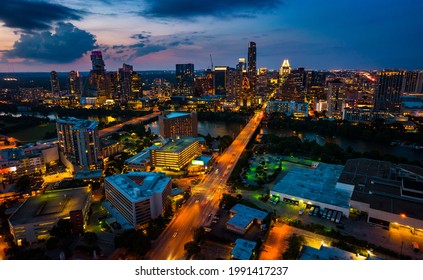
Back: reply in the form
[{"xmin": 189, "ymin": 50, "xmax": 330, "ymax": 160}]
[{"xmin": 261, "ymin": 127, "xmax": 423, "ymax": 164}]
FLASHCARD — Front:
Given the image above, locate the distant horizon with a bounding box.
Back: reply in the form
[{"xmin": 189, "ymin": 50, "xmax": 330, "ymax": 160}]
[
  {"xmin": 0, "ymin": 1, "xmax": 422, "ymax": 72},
  {"xmin": 0, "ymin": 67, "xmax": 422, "ymax": 75}
]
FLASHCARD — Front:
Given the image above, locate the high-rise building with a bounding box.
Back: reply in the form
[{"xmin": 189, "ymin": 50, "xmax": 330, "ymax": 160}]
[
  {"xmin": 50, "ymin": 71, "xmax": 60, "ymax": 96},
  {"xmin": 68, "ymin": 70, "xmax": 82, "ymax": 98},
  {"xmin": 279, "ymin": 59, "xmax": 292, "ymax": 79},
  {"xmin": 327, "ymin": 78, "xmax": 346, "ymax": 118},
  {"xmin": 176, "ymin": 63, "xmax": 195, "ymax": 96},
  {"xmin": 130, "ymin": 71, "xmax": 142, "ymax": 99},
  {"xmin": 91, "ymin": 51, "xmax": 105, "ymax": 71},
  {"xmin": 117, "ymin": 63, "xmax": 141, "ymax": 100},
  {"xmin": 158, "ymin": 111, "xmax": 198, "ymax": 140},
  {"xmin": 56, "ymin": 117, "xmax": 101, "ymax": 172},
  {"xmin": 104, "ymin": 172, "xmax": 172, "ymax": 228},
  {"xmin": 403, "ymin": 71, "xmax": 423, "ymax": 93},
  {"xmin": 118, "ymin": 63, "xmax": 133, "ymax": 99},
  {"xmin": 152, "ymin": 78, "xmax": 172, "ymax": 100},
  {"xmin": 214, "ymin": 66, "xmax": 228, "ymax": 95},
  {"xmin": 373, "ymin": 70, "xmax": 405, "ymax": 113},
  {"xmin": 248, "ymin": 42, "xmax": 257, "ymax": 94},
  {"xmin": 87, "ymin": 50, "xmax": 110, "ymax": 103}
]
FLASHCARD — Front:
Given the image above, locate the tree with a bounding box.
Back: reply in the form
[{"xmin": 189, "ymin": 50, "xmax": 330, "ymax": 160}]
[
  {"xmin": 50, "ymin": 219, "xmax": 72, "ymax": 238},
  {"xmin": 193, "ymin": 227, "xmax": 205, "ymax": 243},
  {"xmin": 15, "ymin": 175, "xmax": 31, "ymax": 193},
  {"xmin": 184, "ymin": 241, "xmax": 201, "ymax": 258},
  {"xmin": 114, "ymin": 229, "xmax": 151, "ymax": 257}
]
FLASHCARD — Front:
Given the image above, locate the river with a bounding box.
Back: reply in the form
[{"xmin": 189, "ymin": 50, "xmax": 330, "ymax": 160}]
[
  {"xmin": 2, "ymin": 110, "xmax": 421, "ymax": 163},
  {"xmin": 146, "ymin": 120, "xmax": 243, "ymax": 138},
  {"xmin": 260, "ymin": 127, "xmax": 423, "ymax": 164}
]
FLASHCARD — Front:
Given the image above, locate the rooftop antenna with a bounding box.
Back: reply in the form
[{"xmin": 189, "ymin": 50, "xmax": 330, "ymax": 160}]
[{"xmin": 210, "ymin": 54, "xmax": 213, "ymax": 70}]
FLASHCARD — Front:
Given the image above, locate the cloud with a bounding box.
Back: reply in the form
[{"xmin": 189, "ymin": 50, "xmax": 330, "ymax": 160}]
[
  {"xmin": 3, "ymin": 22, "xmax": 97, "ymax": 63},
  {"xmin": 141, "ymin": 0, "xmax": 283, "ymax": 19},
  {"xmin": 130, "ymin": 32, "xmax": 152, "ymax": 41},
  {"xmin": 0, "ymin": 0, "xmax": 85, "ymax": 31},
  {"xmin": 108, "ymin": 32, "xmax": 199, "ymax": 61}
]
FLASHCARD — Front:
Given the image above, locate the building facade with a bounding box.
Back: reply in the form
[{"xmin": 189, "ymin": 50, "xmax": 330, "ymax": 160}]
[
  {"xmin": 175, "ymin": 63, "xmax": 195, "ymax": 96},
  {"xmin": 8, "ymin": 187, "xmax": 92, "ymax": 244},
  {"xmin": 373, "ymin": 70, "xmax": 405, "ymax": 113},
  {"xmin": 150, "ymin": 137, "xmax": 201, "ymax": 171},
  {"xmin": 158, "ymin": 111, "xmax": 198, "ymax": 140},
  {"xmin": 104, "ymin": 172, "xmax": 172, "ymax": 227},
  {"xmin": 56, "ymin": 117, "xmax": 101, "ymax": 172}
]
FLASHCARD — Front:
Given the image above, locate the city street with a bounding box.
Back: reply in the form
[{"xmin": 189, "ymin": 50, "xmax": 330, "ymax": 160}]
[
  {"xmin": 98, "ymin": 111, "xmax": 161, "ymax": 137},
  {"xmin": 146, "ymin": 110, "xmax": 264, "ymax": 259}
]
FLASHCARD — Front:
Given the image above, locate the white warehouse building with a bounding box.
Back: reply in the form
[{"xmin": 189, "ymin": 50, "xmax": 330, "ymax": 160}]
[{"xmin": 271, "ymin": 163, "xmax": 352, "ymax": 217}]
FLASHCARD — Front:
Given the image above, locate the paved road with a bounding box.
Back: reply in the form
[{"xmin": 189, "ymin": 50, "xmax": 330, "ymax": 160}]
[
  {"xmin": 98, "ymin": 111, "xmax": 161, "ymax": 137},
  {"xmin": 147, "ymin": 111, "xmax": 264, "ymax": 260}
]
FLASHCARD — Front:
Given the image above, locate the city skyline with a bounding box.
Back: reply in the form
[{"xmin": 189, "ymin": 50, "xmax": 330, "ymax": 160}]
[{"xmin": 0, "ymin": 0, "xmax": 422, "ymax": 72}]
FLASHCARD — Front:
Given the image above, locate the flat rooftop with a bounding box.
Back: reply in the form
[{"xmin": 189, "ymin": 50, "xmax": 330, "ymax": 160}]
[
  {"xmin": 157, "ymin": 137, "xmax": 198, "ymax": 153},
  {"xmin": 338, "ymin": 158, "xmax": 394, "ymax": 185},
  {"xmin": 299, "ymin": 245, "xmax": 366, "ymax": 260},
  {"xmin": 351, "ymin": 177, "xmax": 423, "ymax": 220},
  {"xmin": 399, "ymin": 163, "xmax": 423, "ymax": 177},
  {"xmin": 272, "ymin": 163, "xmax": 350, "ymax": 209},
  {"xmin": 74, "ymin": 170, "xmax": 103, "ymax": 180},
  {"xmin": 231, "ymin": 239, "xmax": 256, "ymax": 260},
  {"xmin": 228, "ymin": 204, "xmax": 268, "ymax": 229},
  {"xmin": 9, "ymin": 187, "xmax": 91, "ymax": 225},
  {"xmin": 57, "ymin": 117, "xmax": 98, "ymax": 130},
  {"xmin": 105, "ymin": 172, "xmax": 170, "ymax": 202},
  {"xmin": 125, "ymin": 146, "xmax": 159, "ymax": 165},
  {"xmin": 71, "ymin": 119, "xmax": 98, "ymax": 130},
  {"xmin": 164, "ymin": 112, "xmax": 191, "ymax": 119}
]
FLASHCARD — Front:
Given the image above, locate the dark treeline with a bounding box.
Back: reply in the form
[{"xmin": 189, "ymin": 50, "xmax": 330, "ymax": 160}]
[
  {"xmin": 197, "ymin": 111, "xmax": 252, "ymax": 123},
  {"xmin": 266, "ymin": 113, "xmax": 423, "ymax": 145},
  {"xmin": 0, "ymin": 115, "xmax": 50, "ymax": 135},
  {"xmin": 262, "ymin": 134, "xmax": 422, "ymax": 167},
  {"xmin": 0, "ymin": 103, "xmax": 151, "ymax": 119}
]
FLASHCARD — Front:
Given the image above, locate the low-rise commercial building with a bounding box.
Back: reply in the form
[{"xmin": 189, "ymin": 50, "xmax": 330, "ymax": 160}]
[
  {"xmin": 150, "ymin": 137, "xmax": 201, "ymax": 171},
  {"xmin": 226, "ymin": 204, "xmax": 268, "ymax": 235},
  {"xmin": 340, "ymin": 158, "xmax": 423, "ymax": 233},
  {"xmin": 271, "ymin": 163, "xmax": 351, "ymax": 217},
  {"xmin": 104, "ymin": 172, "xmax": 172, "ymax": 228},
  {"xmin": 8, "ymin": 187, "xmax": 92, "ymax": 244},
  {"xmin": 231, "ymin": 238, "xmax": 257, "ymax": 260},
  {"xmin": 125, "ymin": 145, "xmax": 160, "ymax": 172}
]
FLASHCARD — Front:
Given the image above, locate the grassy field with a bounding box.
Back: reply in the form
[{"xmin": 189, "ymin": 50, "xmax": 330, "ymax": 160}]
[{"xmin": 8, "ymin": 122, "xmax": 57, "ymax": 142}]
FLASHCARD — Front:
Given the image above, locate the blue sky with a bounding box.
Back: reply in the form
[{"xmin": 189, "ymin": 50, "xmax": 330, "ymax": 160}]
[{"xmin": 0, "ymin": 0, "xmax": 422, "ymax": 72}]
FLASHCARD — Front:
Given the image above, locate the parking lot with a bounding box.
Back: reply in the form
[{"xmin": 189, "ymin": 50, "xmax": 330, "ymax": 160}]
[{"xmin": 274, "ymin": 200, "xmax": 423, "ymax": 259}]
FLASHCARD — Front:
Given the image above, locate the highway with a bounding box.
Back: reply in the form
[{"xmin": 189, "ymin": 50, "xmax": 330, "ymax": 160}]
[
  {"xmin": 147, "ymin": 110, "xmax": 265, "ymax": 260},
  {"xmin": 98, "ymin": 111, "xmax": 161, "ymax": 137}
]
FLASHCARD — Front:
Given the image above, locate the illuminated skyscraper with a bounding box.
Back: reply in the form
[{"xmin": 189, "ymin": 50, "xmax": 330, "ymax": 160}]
[
  {"xmin": 279, "ymin": 59, "xmax": 291, "ymax": 79},
  {"xmin": 56, "ymin": 117, "xmax": 101, "ymax": 172},
  {"xmin": 248, "ymin": 42, "xmax": 257, "ymax": 94},
  {"xmin": 68, "ymin": 70, "xmax": 82, "ymax": 97},
  {"xmin": 373, "ymin": 70, "xmax": 405, "ymax": 113},
  {"xmin": 118, "ymin": 64, "xmax": 142, "ymax": 100},
  {"xmin": 327, "ymin": 78, "xmax": 346, "ymax": 118},
  {"xmin": 176, "ymin": 63, "xmax": 195, "ymax": 96},
  {"xmin": 50, "ymin": 71, "xmax": 60, "ymax": 96},
  {"xmin": 214, "ymin": 66, "xmax": 228, "ymax": 95},
  {"xmin": 91, "ymin": 51, "xmax": 105, "ymax": 71},
  {"xmin": 87, "ymin": 50, "xmax": 110, "ymax": 103}
]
